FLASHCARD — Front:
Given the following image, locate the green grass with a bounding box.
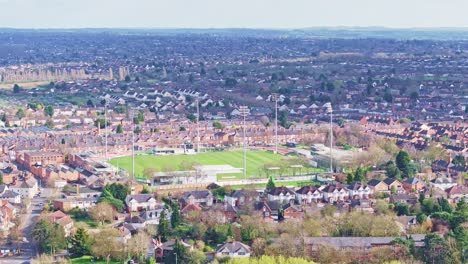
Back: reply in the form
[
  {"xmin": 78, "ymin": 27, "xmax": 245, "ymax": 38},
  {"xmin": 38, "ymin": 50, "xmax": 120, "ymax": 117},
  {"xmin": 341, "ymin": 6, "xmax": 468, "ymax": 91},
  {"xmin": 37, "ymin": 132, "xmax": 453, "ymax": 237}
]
[
  {"xmin": 110, "ymin": 150, "xmax": 283, "ymax": 179},
  {"xmin": 71, "ymin": 256, "xmax": 120, "ymax": 264},
  {"xmin": 230, "ymin": 179, "xmax": 323, "ymax": 189}
]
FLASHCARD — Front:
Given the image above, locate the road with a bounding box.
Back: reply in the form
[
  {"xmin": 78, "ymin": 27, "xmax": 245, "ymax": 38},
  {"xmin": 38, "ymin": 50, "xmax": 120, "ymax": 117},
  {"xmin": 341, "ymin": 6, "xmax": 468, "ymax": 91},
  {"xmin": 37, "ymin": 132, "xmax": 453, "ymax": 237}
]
[{"xmin": 2, "ymin": 193, "xmax": 47, "ymax": 264}]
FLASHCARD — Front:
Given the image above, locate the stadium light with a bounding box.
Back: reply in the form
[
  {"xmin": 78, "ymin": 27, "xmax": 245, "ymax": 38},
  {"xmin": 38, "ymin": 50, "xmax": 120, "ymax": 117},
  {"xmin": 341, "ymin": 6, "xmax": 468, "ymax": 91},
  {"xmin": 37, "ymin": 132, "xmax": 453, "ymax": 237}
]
[
  {"xmin": 239, "ymin": 106, "xmax": 250, "ymax": 182},
  {"xmin": 271, "ymin": 93, "xmax": 279, "ymax": 154}
]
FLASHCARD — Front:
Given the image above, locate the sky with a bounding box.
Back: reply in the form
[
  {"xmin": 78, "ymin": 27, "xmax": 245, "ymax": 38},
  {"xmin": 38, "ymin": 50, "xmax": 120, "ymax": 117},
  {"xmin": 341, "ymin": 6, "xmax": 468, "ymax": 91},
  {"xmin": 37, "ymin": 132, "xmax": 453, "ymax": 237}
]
[{"xmin": 1, "ymin": 0, "xmax": 468, "ymax": 29}]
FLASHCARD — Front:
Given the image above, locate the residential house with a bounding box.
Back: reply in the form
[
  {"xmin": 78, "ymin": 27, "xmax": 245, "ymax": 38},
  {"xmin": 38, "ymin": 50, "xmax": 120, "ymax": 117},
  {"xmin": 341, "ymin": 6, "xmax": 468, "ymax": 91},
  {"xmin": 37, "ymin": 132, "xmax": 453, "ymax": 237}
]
[
  {"xmin": 445, "ymin": 186, "xmax": 468, "ymax": 203},
  {"xmin": 367, "ymin": 179, "xmax": 389, "ymax": 194},
  {"xmin": 180, "ymin": 190, "xmax": 213, "ymax": 207},
  {"xmin": 224, "ymin": 189, "xmax": 257, "ymax": 207},
  {"xmin": 180, "ymin": 203, "xmax": 202, "ymax": 218},
  {"xmin": 282, "ymin": 202, "xmax": 304, "ymax": 220},
  {"xmin": 9, "ymin": 177, "xmax": 38, "ymax": 199},
  {"xmin": 267, "ymin": 186, "xmax": 296, "ymax": 204},
  {"xmin": 0, "ymin": 185, "xmax": 21, "ymax": 204},
  {"xmin": 430, "ymin": 175, "xmax": 457, "ymax": 190},
  {"xmin": 295, "ymin": 185, "xmax": 322, "ymax": 204},
  {"xmin": 347, "ymin": 183, "xmax": 372, "ymax": 199},
  {"xmin": 53, "ymin": 197, "xmax": 98, "ymax": 211},
  {"xmin": 259, "ymin": 201, "xmax": 280, "ymax": 222},
  {"xmin": 397, "ymin": 216, "xmax": 418, "ymax": 232},
  {"xmin": 383, "ymin": 178, "xmax": 403, "ymax": 192},
  {"xmin": 390, "ymin": 193, "xmax": 419, "ymax": 205},
  {"xmin": 402, "ymin": 178, "xmax": 426, "ymax": 192},
  {"xmin": 152, "ymin": 239, "xmax": 194, "ymax": 260},
  {"xmin": 216, "ymin": 241, "xmax": 251, "ymax": 258},
  {"xmin": 125, "ymin": 194, "xmax": 158, "ymax": 212},
  {"xmin": 321, "ymin": 184, "xmax": 348, "ymax": 203}
]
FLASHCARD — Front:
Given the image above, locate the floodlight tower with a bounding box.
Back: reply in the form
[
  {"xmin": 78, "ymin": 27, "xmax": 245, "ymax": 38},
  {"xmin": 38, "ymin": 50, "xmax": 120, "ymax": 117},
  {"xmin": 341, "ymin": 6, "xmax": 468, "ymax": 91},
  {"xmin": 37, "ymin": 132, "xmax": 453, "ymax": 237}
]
[
  {"xmin": 104, "ymin": 100, "xmax": 108, "ymax": 160},
  {"xmin": 131, "ymin": 109, "xmax": 135, "ymax": 181},
  {"xmin": 239, "ymin": 106, "xmax": 250, "ymax": 182},
  {"xmin": 326, "ymin": 103, "xmax": 333, "ymax": 173},
  {"xmin": 271, "ymin": 93, "xmax": 279, "ymax": 154},
  {"xmin": 196, "ymin": 95, "xmax": 200, "ymax": 153}
]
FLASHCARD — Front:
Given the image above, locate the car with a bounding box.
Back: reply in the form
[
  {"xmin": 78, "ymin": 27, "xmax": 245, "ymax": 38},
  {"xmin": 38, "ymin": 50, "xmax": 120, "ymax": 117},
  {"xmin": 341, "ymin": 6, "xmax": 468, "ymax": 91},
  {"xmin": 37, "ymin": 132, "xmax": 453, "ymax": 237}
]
[{"xmin": 38, "ymin": 202, "xmax": 44, "ymax": 206}]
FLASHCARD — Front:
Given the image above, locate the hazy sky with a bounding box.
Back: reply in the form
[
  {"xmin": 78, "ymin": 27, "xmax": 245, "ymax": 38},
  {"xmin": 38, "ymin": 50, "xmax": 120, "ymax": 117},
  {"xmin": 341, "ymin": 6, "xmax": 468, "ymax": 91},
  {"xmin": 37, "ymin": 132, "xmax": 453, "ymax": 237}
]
[{"xmin": 1, "ymin": 0, "xmax": 468, "ymax": 29}]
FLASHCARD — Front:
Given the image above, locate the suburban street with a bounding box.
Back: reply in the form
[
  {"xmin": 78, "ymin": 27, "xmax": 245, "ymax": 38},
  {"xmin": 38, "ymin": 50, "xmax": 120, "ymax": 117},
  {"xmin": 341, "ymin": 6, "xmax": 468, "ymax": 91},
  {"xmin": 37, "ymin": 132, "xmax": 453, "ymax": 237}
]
[{"xmin": 1, "ymin": 192, "xmax": 47, "ymax": 264}]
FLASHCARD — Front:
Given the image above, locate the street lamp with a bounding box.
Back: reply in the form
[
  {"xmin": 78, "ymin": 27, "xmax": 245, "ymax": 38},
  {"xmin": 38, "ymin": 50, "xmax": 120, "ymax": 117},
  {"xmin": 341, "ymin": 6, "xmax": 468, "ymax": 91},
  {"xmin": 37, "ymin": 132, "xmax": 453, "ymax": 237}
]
[
  {"xmin": 271, "ymin": 93, "xmax": 279, "ymax": 154},
  {"xmin": 174, "ymin": 252, "xmax": 178, "ymax": 264},
  {"xmin": 239, "ymin": 106, "xmax": 250, "ymax": 182},
  {"xmin": 325, "ymin": 103, "xmax": 333, "ymax": 173}
]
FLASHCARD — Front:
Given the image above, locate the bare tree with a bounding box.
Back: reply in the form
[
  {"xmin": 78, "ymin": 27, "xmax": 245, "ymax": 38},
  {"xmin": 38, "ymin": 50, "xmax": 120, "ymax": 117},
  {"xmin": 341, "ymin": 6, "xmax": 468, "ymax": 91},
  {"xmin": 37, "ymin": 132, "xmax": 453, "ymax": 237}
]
[{"xmin": 89, "ymin": 202, "xmax": 115, "ymax": 225}]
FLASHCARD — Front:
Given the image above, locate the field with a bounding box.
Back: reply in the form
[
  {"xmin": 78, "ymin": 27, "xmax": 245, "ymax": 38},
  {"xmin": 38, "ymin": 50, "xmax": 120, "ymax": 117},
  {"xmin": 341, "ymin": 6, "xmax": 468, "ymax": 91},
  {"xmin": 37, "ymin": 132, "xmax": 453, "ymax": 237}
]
[
  {"xmin": 110, "ymin": 150, "xmax": 285, "ymax": 179},
  {"xmin": 71, "ymin": 256, "xmax": 119, "ymax": 264}
]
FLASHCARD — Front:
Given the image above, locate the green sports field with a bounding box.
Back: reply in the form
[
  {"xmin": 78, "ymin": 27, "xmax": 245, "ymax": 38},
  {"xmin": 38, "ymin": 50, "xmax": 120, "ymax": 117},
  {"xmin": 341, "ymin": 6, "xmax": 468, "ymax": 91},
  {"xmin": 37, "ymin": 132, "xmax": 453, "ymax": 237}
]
[{"xmin": 109, "ymin": 150, "xmax": 284, "ymax": 179}]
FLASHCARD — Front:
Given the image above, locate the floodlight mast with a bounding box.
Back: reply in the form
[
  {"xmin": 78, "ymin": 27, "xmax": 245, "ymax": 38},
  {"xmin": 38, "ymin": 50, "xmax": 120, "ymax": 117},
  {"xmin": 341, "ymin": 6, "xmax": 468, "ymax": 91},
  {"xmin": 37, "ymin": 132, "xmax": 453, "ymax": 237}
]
[
  {"xmin": 132, "ymin": 109, "xmax": 135, "ymax": 181},
  {"xmin": 196, "ymin": 95, "xmax": 200, "ymax": 153},
  {"xmin": 239, "ymin": 106, "xmax": 250, "ymax": 182},
  {"xmin": 327, "ymin": 103, "xmax": 333, "ymax": 173},
  {"xmin": 271, "ymin": 93, "xmax": 279, "ymax": 154},
  {"xmin": 104, "ymin": 100, "xmax": 108, "ymax": 160}
]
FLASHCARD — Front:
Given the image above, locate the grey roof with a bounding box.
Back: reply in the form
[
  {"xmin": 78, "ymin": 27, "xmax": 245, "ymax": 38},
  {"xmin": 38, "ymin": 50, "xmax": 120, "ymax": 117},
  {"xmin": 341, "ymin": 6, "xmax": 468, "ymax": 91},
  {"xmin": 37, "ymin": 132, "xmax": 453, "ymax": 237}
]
[
  {"xmin": 304, "ymin": 235, "xmax": 426, "ymax": 249},
  {"xmin": 216, "ymin": 241, "xmax": 251, "ymax": 254},
  {"xmin": 126, "ymin": 194, "xmax": 155, "ymax": 203},
  {"xmin": 183, "ymin": 190, "xmax": 212, "ymax": 199}
]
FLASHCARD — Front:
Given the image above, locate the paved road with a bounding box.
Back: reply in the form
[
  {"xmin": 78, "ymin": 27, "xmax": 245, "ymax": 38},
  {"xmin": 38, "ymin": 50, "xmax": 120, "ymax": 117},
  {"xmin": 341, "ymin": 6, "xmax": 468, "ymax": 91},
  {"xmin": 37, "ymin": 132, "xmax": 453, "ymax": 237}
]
[{"xmin": 2, "ymin": 194, "xmax": 47, "ymax": 264}]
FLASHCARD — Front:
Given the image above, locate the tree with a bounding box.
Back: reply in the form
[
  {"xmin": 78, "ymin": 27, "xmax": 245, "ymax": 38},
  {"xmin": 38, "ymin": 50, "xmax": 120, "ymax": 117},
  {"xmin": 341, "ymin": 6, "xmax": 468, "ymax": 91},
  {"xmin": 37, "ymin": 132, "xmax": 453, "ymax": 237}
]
[
  {"xmin": 424, "ymin": 233, "xmax": 451, "ymax": 264},
  {"xmin": 124, "ymin": 75, "xmax": 131, "ymax": 82},
  {"xmin": 410, "ymin": 91, "xmax": 419, "ymax": 101},
  {"xmin": 15, "ymin": 108, "xmax": 25, "ymax": 120},
  {"xmin": 103, "ymin": 183, "xmax": 129, "ymax": 202},
  {"xmin": 453, "ymin": 155, "xmax": 466, "ymax": 166},
  {"xmin": 266, "ymin": 176, "xmax": 276, "ymax": 191},
  {"xmin": 45, "ymin": 118, "xmax": 54, "ymax": 128},
  {"xmin": 213, "ymin": 121, "xmax": 225, "ymax": 130},
  {"xmin": 89, "ymin": 202, "xmax": 115, "ymax": 224},
  {"xmin": 69, "ymin": 227, "xmax": 91, "ymax": 257},
  {"xmin": 386, "ymin": 160, "xmax": 401, "ymax": 178},
  {"xmin": 396, "ymin": 151, "xmax": 411, "ymax": 177},
  {"xmin": 134, "ymin": 126, "xmax": 142, "ymax": 134},
  {"xmin": 32, "ymin": 219, "xmax": 66, "ymax": 254},
  {"xmin": 346, "ymin": 173, "xmax": 354, "ymax": 184},
  {"xmin": 116, "ymin": 124, "xmax": 123, "ymax": 134},
  {"xmin": 95, "ymin": 118, "xmax": 108, "ymax": 129},
  {"xmin": 13, "ymin": 84, "xmax": 20, "ymax": 93},
  {"xmin": 0, "ymin": 172, "xmax": 3, "ymax": 185},
  {"xmin": 394, "ymin": 203, "xmax": 410, "ymax": 216},
  {"xmin": 164, "ymin": 239, "xmax": 190, "ymax": 264},
  {"xmin": 354, "ymin": 167, "xmax": 366, "ymax": 182},
  {"xmin": 225, "ymin": 77, "xmax": 237, "ymax": 87},
  {"xmin": 137, "ymin": 111, "xmax": 145, "ymax": 123},
  {"xmin": 44, "ymin": 105, "xmax": 54, "ymax": 117},
  {"xmin": 439, "ymin": 197, "xmax": 452, "ymax": 213},
  {"xmin": 127, "ymin": 231, "xmax": 150, "ymax": 261},
  {"xmin": 383, "ymin": 93, "xmax": 393, "ymax": 103},
  {"xmin": 91, "ymin": 228, "xmax": 124, "ymax": 264},
  {"xmin": 171, "ymin": 202, "xmax": 181, "ymax": 228},
  {"xmin": 278, "ymin": 110, "xmax": 290, "ymax": 128},
  {"xmin": 187, "ymin": 114, "xmax": 196, "ymax": 122},
  {"xmin": 86, "ymin": 99, "xmax": 94, "ymax": 107},
  {"xmin": 157, "ymin": 210, "xmax": 171, "ymax": 242}
]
